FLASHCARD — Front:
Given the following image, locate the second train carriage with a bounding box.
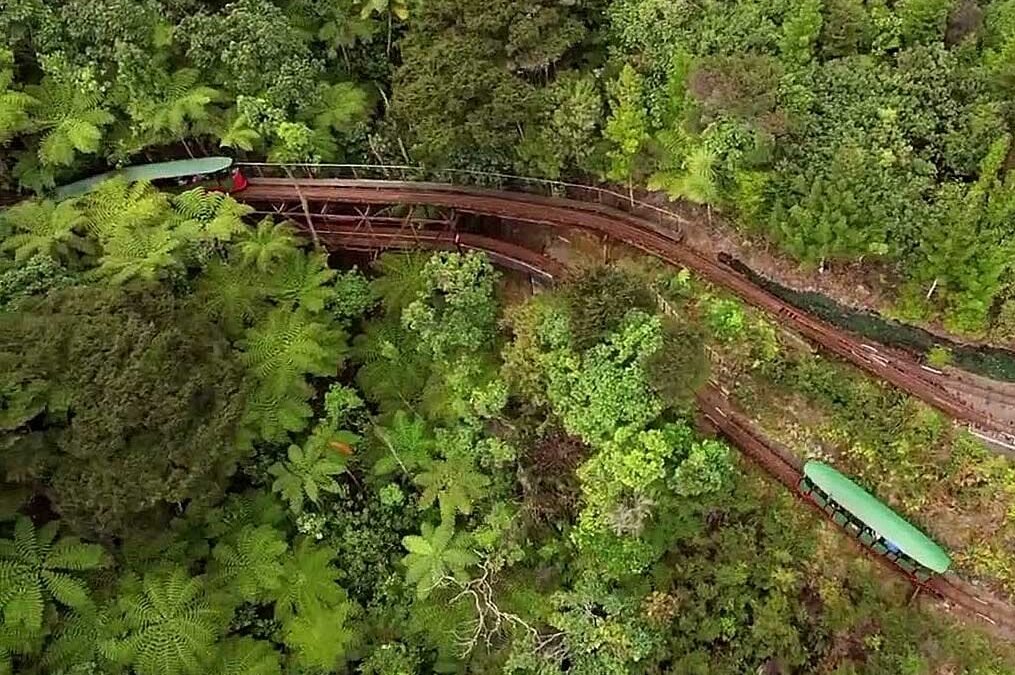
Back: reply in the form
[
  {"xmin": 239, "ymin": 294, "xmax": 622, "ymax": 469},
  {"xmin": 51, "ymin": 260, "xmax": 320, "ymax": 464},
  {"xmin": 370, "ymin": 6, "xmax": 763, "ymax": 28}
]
[{"xmin": 798, "ymin": 460, "xmax": 951, "ymax": 582}]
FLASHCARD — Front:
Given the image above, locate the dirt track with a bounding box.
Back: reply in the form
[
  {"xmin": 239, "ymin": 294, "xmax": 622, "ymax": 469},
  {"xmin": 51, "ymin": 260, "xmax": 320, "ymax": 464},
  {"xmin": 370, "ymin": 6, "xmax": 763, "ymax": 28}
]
[{"xmin": 238, "ymin": 177, "xmax": 1015, "ymax": 453}]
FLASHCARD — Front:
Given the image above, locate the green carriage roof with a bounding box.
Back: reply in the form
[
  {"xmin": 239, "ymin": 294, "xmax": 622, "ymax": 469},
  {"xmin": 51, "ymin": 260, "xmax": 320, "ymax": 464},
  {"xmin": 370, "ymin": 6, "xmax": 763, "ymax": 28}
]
[
  {"xmin": 55, "ymin": 157, "xmax": 234, "ymax": 200},
  {"xmin": 804, "ymin": 461, "xmax": 951, "ymax": 573}
]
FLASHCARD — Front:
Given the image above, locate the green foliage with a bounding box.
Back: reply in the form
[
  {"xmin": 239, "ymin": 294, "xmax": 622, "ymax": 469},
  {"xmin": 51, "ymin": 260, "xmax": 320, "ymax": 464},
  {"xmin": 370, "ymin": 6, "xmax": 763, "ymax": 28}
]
[
  {"xmin": 415, "ymin": 456, "xmax": 491, "ymax": 524},
  {"xmin": 401, "ymin": 522, "xmax": 477, "ymax": 600},
  {"xmin": 0, "ymin": 517, "xmax": 106, "ymax": 633},
  {"xmin": 209, "ymin": 525, "xmax": 287, "ymax": 602},
  {"xmin": 546, "ymin": 310, "xmax": 664, "ymax": 444},
  {"xmin": 0, "ymin": 285, "xmax": 249, "ymax": 535},
  {"xmin": 564, "ymin": 267, "xmax": 655, "ymax": 351},
  {"xmin": 604, "ymin": 65, "xmax": 649, "ymax": 182},
  {"xmin": 403, "ymin": 251, "xmax": 500, "ymax": 359},
  {"xmin": 0, "ymin": 200, "xmax": 90, "ymax": 263},
  {"xmin": 269, "ymin": 434, "xmax": 353, "ymax": 514},
  {"xmin": 270, "ymin": 539, "xmax": 347, "ymax": 622},
  {"xmin": 102, "ymin": 566, "xmax": 224, "ymax": 675},
  {"xmin": 0, "ymin": 48, "xmax": 36, "ymax": 144},
  {"xmin": 26, "ymin": 73, "xmax": 115, "ymax": 168}
]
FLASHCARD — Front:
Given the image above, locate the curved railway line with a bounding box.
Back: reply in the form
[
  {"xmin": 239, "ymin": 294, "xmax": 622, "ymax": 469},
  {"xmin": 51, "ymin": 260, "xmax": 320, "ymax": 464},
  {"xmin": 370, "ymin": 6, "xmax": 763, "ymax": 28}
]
[
  {"xmin": 236, "ymin": 174, "xmax": 1015, "ymax": 453},
  {"xmin": 290, "ymin": 207, "xmax": 1015, "ymax": 635}
]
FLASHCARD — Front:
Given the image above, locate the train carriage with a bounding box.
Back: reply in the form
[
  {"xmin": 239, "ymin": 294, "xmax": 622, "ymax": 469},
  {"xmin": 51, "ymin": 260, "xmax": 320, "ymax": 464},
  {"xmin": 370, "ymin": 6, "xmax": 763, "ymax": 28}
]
[
  {"xmin": 54, "ymin": 157, "xmax": 239, "ymax": 201},
  {"xmin": 798, "ymin": 460, "xmax": 951, "ymax": 582}
]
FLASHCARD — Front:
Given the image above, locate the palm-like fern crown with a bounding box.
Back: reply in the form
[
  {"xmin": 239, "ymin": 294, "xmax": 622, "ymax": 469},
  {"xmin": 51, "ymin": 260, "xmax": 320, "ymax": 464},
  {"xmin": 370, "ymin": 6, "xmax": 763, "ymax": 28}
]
[
  {"xmin": 370, "ymin": 252, "xmax": 428, "ymax": 313},
  {"xmin": 210, "ymin": 525, "xmax": 287, "ymax": 602},
  {"xmin": 103, "ymin": 566, "xmax": 222, "ymax": 675},
  {"xmin": 209, "ymin": 637, "xmax": 280, "ymax": 675},
  {"xmin": 271, "ymin": 540, "xmax": 346, "ymax": 622},
  {"xmin": 241, "ymin": 378, "xmax": 315, "ymax": 443},
  {"xmin": 237, "ymin": 218, "xmax": 301, "ymax": 272},
  {"xmin": 84, "ymin": 179, "xmax": 170, "ymax": 241},
  {"xmin": 266, "ymin": 249, "xmax": 336, "ymax": 312},
  {"xmin": 0, "ymin": 199, "xmax": 90, "ymax": 262},
  {"xmin": 141, "ymin": 68, "xmax": 221, "ymax": 136},
  {"xmin": 0, "ymin": 516, "xmax": 107, "ymax": 632},
  {"xmin": 26, "ymin": 75, "xmax": 115, "ymax": 167},
  {"xmin": 240, "ymin": 307, "xmax": 346, "ymax": 392},
  {"xmin": 0, "ymin": 49, "xmax": 37, "ymax": 143},
  {"xmin": 195, "ymin": 258, "xmax": 270, "ymax": 338},
  {"xmin": 172, "ymin": 188, "xmax": 253, "ymax": 243}
]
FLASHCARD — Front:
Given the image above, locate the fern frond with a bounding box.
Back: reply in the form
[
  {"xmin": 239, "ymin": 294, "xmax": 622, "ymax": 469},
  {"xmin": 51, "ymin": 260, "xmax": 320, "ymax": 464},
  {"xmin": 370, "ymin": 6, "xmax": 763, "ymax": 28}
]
[
  {"xmin": 241, "ymin": 379, "xmax": 315, "ymax": 443},
  {"xmin": 40, "ymin": 571, "xmax": 90, "ymax": 609},
  {"xmin": 0, "ymin": 200, "xmax": 90, "ymax": 262},
  {"xmin": 266, "ymin": 250, "xmax": 336, "ymax": 312},
  {"xmin": 110, "ymin": 566, "xmax": 221, "ymax": 675},
  {"xmin": 271, "ymin": 540, "xmax": 345, "ymax": 622},
  {"xmin": 27, "ymin": 76, "xmax": 114, "ymax": 167},
  {"xmin": 210, "ymin": 525, "xmax": 287, "ymax": 601},
  {"xmin": 194, "ymin": 258, "xmax": 269, "ymax": 337},
  {"xmin": 236, "ymin": 218, "xmax": 301, "ymax": 272},
  {"xmin": 240, "ymin": 308, "xmax": 346, "ymax": 392},
  {"xmin": 281, "ymin": 603, "xmax": 355, "ymax": 670},
  {"xmin": 172, "ymin": 188, "xmax": 252, "ymax": 243},
  {"xmin": 209, "ymin": 637, "xmax": 280, "ymax": 675},
  {"xmin": 370, "ymin": 252, "xmax": 428, "ymax": 313}
]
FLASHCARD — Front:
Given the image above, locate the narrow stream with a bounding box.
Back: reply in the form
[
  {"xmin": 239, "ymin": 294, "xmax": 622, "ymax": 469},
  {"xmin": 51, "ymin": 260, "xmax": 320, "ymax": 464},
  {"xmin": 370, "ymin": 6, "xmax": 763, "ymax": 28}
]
[{"xmin": 719, "ymin": 253, "xmax": 1015, "ymax": 383}]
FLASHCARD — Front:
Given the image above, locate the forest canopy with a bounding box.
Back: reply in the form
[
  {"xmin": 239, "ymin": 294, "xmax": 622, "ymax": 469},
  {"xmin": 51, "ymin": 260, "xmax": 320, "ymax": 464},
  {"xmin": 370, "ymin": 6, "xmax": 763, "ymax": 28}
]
[
  {"xmin": 5, "ymin": 0, "xmax": 1015, "ymax": 333},
  {"xmin": 3, "ymin": 1, "xmax": 1015, "ymax": 673},
  {"xmin": 0, "ymin": 181, "xmax": 1009, "ymax": 672}
]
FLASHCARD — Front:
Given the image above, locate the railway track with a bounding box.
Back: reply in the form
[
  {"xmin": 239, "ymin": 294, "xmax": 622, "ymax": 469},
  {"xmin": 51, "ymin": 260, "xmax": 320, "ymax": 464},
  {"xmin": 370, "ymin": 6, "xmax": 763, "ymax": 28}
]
[
  {"xmin": 295, "ymin": 216, "xmax": 1015, "ymax": 635},
  {"xmin": 236, "ymin": 177, "xmax": 1015, "ymax": 451}
]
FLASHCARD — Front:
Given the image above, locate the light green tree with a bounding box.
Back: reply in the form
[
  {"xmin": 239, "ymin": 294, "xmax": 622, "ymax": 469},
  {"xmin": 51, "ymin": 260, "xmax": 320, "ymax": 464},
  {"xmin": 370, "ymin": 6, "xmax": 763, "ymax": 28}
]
[{"xmin": 603, "ymin": 64, "xmax": 649, "ymax": 182}]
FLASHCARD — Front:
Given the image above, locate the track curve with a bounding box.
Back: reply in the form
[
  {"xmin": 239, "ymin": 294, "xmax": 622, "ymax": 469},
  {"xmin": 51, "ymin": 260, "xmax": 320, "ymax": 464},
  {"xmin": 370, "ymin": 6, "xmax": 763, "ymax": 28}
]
[
  {"xmin": 236, "ymin": 177, "xmax": 1015, "ymax": 451},
  {"xmin": 291, "ymin": 213, "xmax": 1015, "ymax": 636}
]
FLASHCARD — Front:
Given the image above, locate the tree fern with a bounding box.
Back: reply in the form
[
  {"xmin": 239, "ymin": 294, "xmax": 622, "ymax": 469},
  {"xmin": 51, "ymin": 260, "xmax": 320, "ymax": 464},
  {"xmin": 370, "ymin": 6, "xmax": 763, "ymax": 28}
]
[
  {"xmin": 265, "ymin": 249, "xmax": 336, "ymax": 312},
  {"xmin": 194, "ymin": 258, "xmax": 270, "ymax": 338},
  {"xmin": 401, "ymin": 523, "xmax": 477, "ymax": 600},
  {"xmin": 241, "ymin": 378, "xmax": 316, "ymax": 443},
  {"xmin": 201, "ymin": 491, "xmax": 287, "ymax": 541},
  {"xmin": 0, "ymin": 199, "xmax": 91, "ymax": 263},
  {"xmin": 414, "ymin": 457, "xmax": 490, "ymax": 524},
  {"xmin": 42, "ymin": 605, "xmax": 109, "ymax": 671},
  {"xmin": 209, "ymin": 525, "xmax": 287, "ymax": 602},
  {"xmin": 89, "ymin": 218, "xmax": 196, "ymax": 284},
  {"xmin": 0, "ymin": 49, "xmax": 36, "ymax": 144},
  {"xmin": 172, "ymin": 188, "xmax": 252, "ymax": 244},
  {"xmin": 351, "ymin": 316, "xmax": 427, "ymax": 409},
  {"xmin": 372, "ymin": 410, "xmax": 434, "ymax": 476},
  {"xmin": 270, "ymin": 539, "xmax": 346, "ymax": 622},
  {"xmin": 83, "ymin": 178, "xmax": 170, "ymax": 242},
  {"xmin": 268, "ymin": 438, "xmax": 351, "ymax": 513},
  {"xmin": 0, "ymin": 516, "xmax": 107, "ymax": 632},
  {"xmin": 26, "ymin": 76, "xmax": 114, "ymax": 167},
  {"xmin": 237, "ymin": 218, "xmax": 301, "ymax": 272},
  {"xmin": 240, "ymin": 307, "xmax": 346, "ymax": 394},
  {"xmin": 209, "ymin": 637, "xmax": 280, "ymax": 675},
  {"xmin": 216, "ymin": 110, "xmax": 262, "ymax": 152},
  {"xmin": 282, "ymin": 604, "xmax": 356, "ymax": 670},
  {"xmin": 370, "ymin": 253, "xmax": 428, "ymax": 313},
  {"xmin": 140, "ymin": 69, "xmax": 221, "ymax": 138},
  {"xmin": 101, "ymin": 566, "xmax": 223, "ymax": 675},
  {"xmin": 307, "ymin": 81, "xmax": 368, "ymax": 134}
]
